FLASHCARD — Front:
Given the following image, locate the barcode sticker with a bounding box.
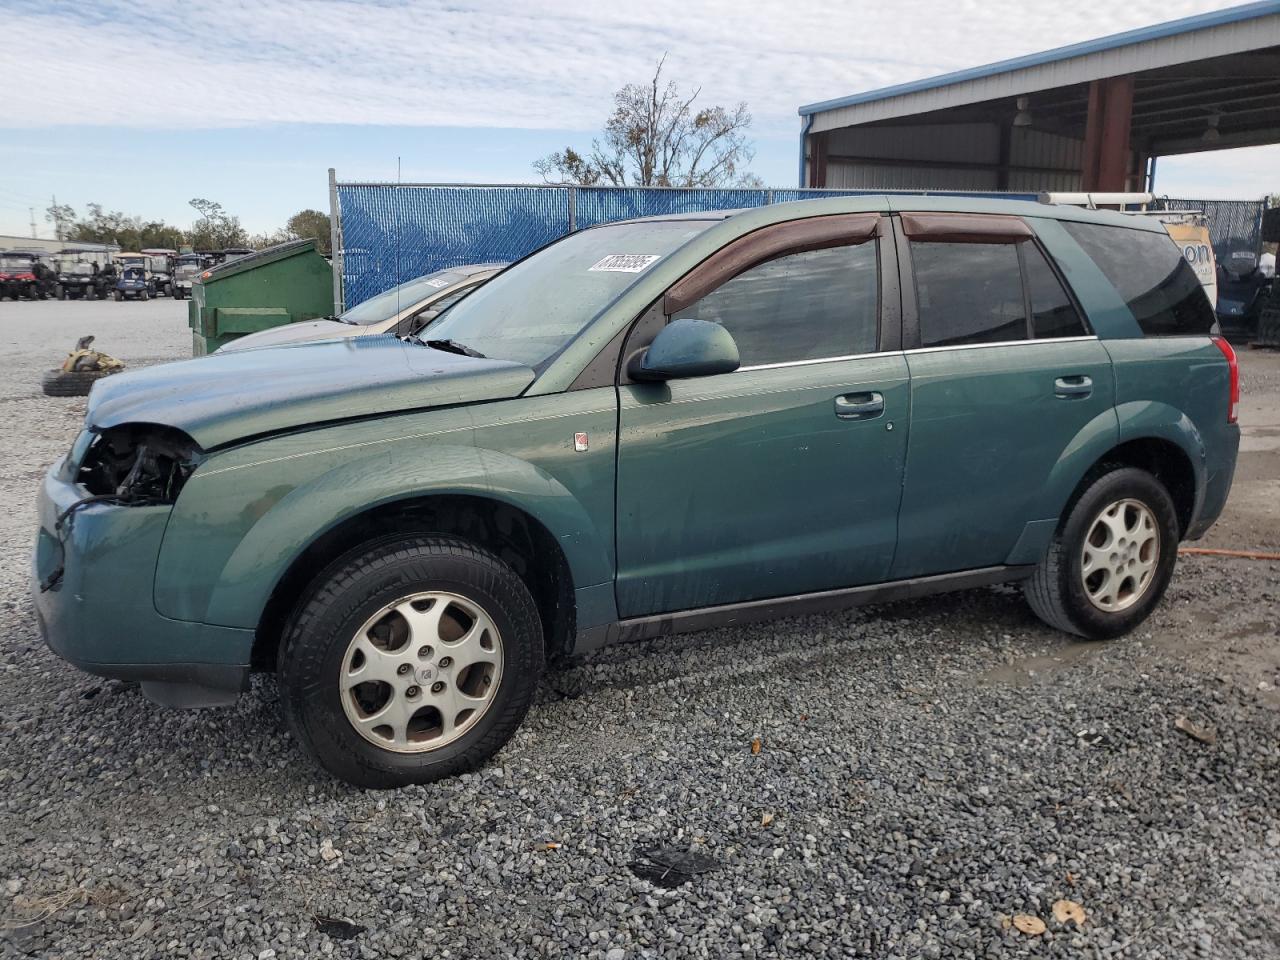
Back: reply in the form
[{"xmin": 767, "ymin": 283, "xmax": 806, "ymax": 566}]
[{"xmin": 589, "ymin": 255, "xmax": 661, "ymax": 273}]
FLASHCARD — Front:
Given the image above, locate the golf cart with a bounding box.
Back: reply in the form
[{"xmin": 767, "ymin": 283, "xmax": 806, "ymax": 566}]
[
  {"xmin": 0, "ymin": 251, "xmax": 58, "ymax": 300},
  {"xmin": 141, "ymin": 248, "xmax": 177, "ymax": 295},
  {"xmin": 114, "ymin": 265, "xmax": 154, "ymax": 301},
  {"xmin": 170, "ymin": 253, "xmax": 211, "ymax": 300},
  {"xmin": 56, "ymin": 259, "xmax": 99, "ymax": 300}
]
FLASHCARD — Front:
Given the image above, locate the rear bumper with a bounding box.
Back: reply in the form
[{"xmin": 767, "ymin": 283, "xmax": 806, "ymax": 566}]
[
  {"xmin": 1186, "ymin": 423, "xmax": 1240, "ymax": 540},
  {"xmin": 31, "ymin": 459, "xmax": 252, "ymax": 708}
]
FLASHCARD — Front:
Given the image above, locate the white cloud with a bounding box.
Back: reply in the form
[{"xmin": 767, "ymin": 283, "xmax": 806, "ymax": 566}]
[{"xmin": 0, "ymin": 0, "xmax": 1264, "ymax": 137}]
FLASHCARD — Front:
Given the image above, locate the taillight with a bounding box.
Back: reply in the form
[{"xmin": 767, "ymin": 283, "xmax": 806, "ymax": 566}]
[{"xmin": 1212, "ymin": 336, "xmax": 1239, "ymax": 424}]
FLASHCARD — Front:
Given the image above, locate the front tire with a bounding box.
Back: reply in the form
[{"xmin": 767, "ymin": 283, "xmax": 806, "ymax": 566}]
[
  {"xmin": 1024, "ymin": 467, "xmax": 1180, "ymax": 639},
  {"xmin": 278, "ymin": 535, "xmax": 544, "ymax": 788}
]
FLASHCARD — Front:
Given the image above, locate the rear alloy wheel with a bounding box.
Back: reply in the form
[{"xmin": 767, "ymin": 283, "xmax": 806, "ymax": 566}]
[
  {"xmin": 1024, "ymin": 467, "xmax": 1179, "ymax": 639},
  {"xmin": 1080, "ymin": 499, "xmax": 1160, "ymax": 613},
  {"xmin": 278, "ymin": 535, "xmax": 543, "ymax": 788}
]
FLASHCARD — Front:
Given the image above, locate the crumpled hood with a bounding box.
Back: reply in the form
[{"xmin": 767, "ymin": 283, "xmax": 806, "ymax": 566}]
[
  {"xmin": 86, "ymin": 335, "xmax": 535, "ymax": 449},
  {"xmin": 217, "ymin": 319, "xmax": 369, "ymax": 352}
]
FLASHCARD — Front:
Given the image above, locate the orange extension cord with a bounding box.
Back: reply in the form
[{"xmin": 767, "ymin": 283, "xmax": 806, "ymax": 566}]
[{"xmin": 1178, "ymin": 547, "xmax": 1280, "ymax": 561}]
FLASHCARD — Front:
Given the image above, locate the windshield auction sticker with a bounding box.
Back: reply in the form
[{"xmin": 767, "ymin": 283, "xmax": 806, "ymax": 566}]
[
  {"xmin": 424, "ymin": 277, "xmax": 451, "ymax": 288},
  {"xmin": 589, "ymin": 255, "xmax": 661, "ymax": 273}
]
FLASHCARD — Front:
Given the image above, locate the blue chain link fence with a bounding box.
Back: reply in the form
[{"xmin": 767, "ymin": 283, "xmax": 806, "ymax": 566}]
[
  {"xmin": 331, "ymin": 181, "xmax": 1267, "ymax": 308},
  {"xmin": 331, "ymin": 182, "xmax": 1038, "ymax": 308}
]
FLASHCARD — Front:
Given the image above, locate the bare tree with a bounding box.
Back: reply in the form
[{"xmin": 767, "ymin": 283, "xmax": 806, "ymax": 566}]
[{"xmin": 535, "ymin": 56, "xmax": 757, "ymax": 188}]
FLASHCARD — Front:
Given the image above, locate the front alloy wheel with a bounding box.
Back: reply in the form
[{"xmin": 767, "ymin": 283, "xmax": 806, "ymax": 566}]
[
  {"xmin": 279, "ymin": 535, "xmax": 543, "ymax": 788},
  {"xmin": 340, "ymin": 591, "xmax": 503, "ymax": 751}
]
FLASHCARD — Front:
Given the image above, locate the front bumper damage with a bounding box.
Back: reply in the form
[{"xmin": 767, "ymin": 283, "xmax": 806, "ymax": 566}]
[{"xmin": 31, "ymin": 448, "xmax": 253, "ymax": 708}]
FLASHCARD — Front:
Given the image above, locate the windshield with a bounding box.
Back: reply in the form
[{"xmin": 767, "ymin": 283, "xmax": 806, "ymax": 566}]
[
  {"xmin": 1, "ymin": 256, "xmax": 32, "ymax": 271},
  {"xmin": 341, "ymin": 270, "xmax": 468, "ymax": 326},
  {"xmin": 420, "ymin": 220, "xmax": 711, "ymax": 368}
]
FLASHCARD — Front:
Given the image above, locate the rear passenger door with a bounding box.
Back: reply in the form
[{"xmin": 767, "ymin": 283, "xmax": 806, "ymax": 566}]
[{"xmin": 890, "ymin": 212, "xmax": 1116, "ymax": 580}]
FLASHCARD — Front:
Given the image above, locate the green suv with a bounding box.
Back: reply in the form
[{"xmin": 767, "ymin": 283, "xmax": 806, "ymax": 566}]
[{"xmin": 32, "ymin": 197, "xmax": 1239, "ymax": 788}]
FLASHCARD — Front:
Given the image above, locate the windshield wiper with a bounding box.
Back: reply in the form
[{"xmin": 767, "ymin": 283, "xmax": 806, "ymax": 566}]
[{"xmin": 420, "ymin": 338, "xmax": 486, "ymax": 358}]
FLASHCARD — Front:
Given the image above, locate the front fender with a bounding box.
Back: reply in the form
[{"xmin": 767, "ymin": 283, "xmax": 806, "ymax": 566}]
[{"xmin": 155, "ymin": 442, "xmax": 614, "ymax": 629}]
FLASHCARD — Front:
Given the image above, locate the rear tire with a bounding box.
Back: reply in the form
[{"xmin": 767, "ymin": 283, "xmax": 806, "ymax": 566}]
[
  {"xmin": 278, "ymin": 535, "xmax": 544, "ymax": 789},
  {"xmin": 1024, "ymin": 467, "xmax": 1180, "ymax": 639}
]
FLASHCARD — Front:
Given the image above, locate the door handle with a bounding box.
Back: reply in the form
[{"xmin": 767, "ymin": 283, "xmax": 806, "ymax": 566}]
[
  {"xmin": 1054, "ymin": 375, "xmax": 1093, "ymax": 399},
  {"xmin": 834, "ymin": 391, "xmax": 884, "ymax": 420}
]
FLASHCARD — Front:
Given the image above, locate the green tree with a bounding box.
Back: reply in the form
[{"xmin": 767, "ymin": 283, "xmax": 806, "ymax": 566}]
[
  {"xmin": 534, "ymin": 56, "xmax": 757, "ymax": 187},
  {"xmin": 45, "ymin": 202, "xmax": 76, "ymax": 241},
  {"xmin": 188, "ymin": 198, "xmax": 248, "ymax": 249},
  {"xmin": 286, "ymin": 209, "xmax": 331, "ymax": 253}
]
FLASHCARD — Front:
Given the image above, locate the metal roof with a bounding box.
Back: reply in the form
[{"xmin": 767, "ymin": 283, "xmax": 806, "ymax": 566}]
[{"xmin": 800, "ymin": 1, "xmax": 1280, "ymax": 120}]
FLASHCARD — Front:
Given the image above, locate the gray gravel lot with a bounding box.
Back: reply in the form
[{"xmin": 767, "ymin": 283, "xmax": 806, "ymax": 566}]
[{"xmin": 1, "ymin": 299, "xmax": 1278, "ymax": 959}]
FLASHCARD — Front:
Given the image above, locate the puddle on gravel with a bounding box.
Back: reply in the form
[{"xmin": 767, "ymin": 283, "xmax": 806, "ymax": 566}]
[{"xmin": 978, "ymin": 641, "xmax": 1100, "ymax": 686}]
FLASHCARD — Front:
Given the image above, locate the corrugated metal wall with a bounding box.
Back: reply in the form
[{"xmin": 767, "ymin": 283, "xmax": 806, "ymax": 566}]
[{"xmin": 821, "ymin": 124, "xmax": 1085, "ymax": 192}]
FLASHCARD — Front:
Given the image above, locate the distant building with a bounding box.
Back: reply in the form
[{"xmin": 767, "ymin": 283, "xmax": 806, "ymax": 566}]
[{"xmin": 798, "ymin": 3, "xmax": 1280, "ymax": 193}]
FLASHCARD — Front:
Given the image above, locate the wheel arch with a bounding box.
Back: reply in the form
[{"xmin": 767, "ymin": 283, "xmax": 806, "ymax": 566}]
[
  {"xmin": 1008, "ymin": 405, "xmax": 1204, "ymax": 566},
  {"xmin": 251, "ymin": 492, "xmax": 577, "ymax": 672}
]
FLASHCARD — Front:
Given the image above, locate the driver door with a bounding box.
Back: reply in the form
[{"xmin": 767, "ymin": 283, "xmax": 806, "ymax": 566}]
[{"xmin": 614, "ymin": 214, "xmax": 910, "ymax": 618}]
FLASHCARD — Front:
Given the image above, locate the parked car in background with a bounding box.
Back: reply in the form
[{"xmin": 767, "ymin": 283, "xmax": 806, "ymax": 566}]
[
  {"xmin": 113, "ymin": 265, "xmax": 153, "ymax": 301},
  {"xmin": 170, "ymin": 253, "xmax": 211, "ymax": 300},
  {"xmin": 216, "ymin": 263, "xmax": 505, "ymax": 352},
  {"xmin": 33, "ymin": 197, "xmax": 1238, "ymax": 788}
]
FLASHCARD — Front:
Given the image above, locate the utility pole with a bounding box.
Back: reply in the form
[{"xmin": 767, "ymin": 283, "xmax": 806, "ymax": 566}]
[
  {"xmin": 51, "ymin": 195, "xmax": 60, "ymax": 240},
  {"xmin": 29, "ymin": 207, "xmax": 37, "ymax": 239}
]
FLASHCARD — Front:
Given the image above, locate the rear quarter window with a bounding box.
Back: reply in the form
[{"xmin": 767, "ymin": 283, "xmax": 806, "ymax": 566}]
[{"xmin": 1062, "ymin": 221, "xmax": 1216, "ymax": 336}]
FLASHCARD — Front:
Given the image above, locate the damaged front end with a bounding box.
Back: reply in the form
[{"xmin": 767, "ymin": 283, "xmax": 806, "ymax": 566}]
[
  {"xmin": 76, "ymin": 424, "xmax": 202, "ymax": 503},
  {"xmin": 40, "ymin": 425, "xmax": 203, "ymax": 593}
]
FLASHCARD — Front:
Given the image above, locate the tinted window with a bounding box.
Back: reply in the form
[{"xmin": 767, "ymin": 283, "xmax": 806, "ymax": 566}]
[
  {"xmin": 913, "ymin": 242, "xmax": 1026, "ymax": 348},
  {"xmin": 680, "ymin": 243, "xmax": 878, "ymax": 366},
  {"xmin": 1062, "ymin": 222, "xmax": 1215, "ymax": 336},
  {"xmin": 1024, "ymin": 245, "xmax": 1087, "ymax": 339}
]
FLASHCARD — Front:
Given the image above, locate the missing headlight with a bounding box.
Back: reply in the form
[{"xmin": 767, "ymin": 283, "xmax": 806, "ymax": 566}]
[{"xmin": 78, "ymin": 424, "xmax": 202, "ymax": 503}]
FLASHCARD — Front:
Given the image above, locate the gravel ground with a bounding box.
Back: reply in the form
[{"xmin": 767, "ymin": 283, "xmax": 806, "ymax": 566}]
[{"xmin": 1, "ymin": 299, "xmax": 1278, "ymax": 960}]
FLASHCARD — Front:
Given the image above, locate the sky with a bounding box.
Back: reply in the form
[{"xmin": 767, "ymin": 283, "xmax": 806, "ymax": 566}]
[{"xmin": 1, "ymin": 0, "xmax": 1276, "ymax": 239}]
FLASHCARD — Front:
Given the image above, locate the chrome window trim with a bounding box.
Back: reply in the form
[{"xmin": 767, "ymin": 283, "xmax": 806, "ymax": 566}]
[
  {"xmin": 905, "ymin": 335, "xmax": 1099, "ymax": 355},
  {"xmin": 738, "ymin": 351, "xmax": 885, "ymax": 372},
  {"xmin": 735, "ymin": 334, "xmax": 1100, "ymax": 371}
]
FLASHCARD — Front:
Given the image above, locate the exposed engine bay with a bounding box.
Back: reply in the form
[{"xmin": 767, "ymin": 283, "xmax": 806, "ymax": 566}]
[{"xmin": 77, "ymin": 424, "xmax": 202, "ymax": 503}]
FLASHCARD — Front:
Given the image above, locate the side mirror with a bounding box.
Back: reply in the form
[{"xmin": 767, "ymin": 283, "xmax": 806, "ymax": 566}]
[{"xmin": 630, "ymin": 318, "xmax": 741, "ymax": 381}]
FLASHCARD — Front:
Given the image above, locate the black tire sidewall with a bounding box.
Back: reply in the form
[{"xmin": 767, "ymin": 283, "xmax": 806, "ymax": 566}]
[
  {"xmin": 279, "ymin": 539, "xmax": 543, "ymax": 788},
  {"xmin": 1056, "ymin": 468, "xmax": 1180, "ymax": 639}
]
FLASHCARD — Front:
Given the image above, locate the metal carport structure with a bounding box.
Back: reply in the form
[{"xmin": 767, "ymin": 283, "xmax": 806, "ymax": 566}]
[{"xmin": 798, "ymin": 2, "xmax": 1280, "ymax": 193}]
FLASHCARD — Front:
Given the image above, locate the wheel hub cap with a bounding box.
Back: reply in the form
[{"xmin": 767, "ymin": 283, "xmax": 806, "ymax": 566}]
[
  {"xmin": 339, "ymin": 591, "xmax": 503, "ymax": 753},
  {"xmin": 1080, "ymin": 498, "xmax": 1160, "ymax": 613}
]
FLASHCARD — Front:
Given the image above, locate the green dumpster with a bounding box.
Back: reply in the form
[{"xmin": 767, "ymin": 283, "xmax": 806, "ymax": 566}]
[{"xmin": 188, "ymin": 239, "xmax": 333, "ymax": 355}]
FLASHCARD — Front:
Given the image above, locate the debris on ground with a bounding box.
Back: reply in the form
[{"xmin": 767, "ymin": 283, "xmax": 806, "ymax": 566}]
[
  {"xmin": 312, "ymin": 916, "xmax": 365, "ymax": 941},
  {"xmin": 59, "ymin": 335, "xmax": 124, "ymax": 374},
  {"xmin": 1011, "ymin": 914, "xmax": 1047, "ymax": 935},
  {"xmin": 1175, "ymin": 715, "xmax": 1217, "ymax": 745},
  {"xmin": 1053, "ymin": 899, "xmax": 1087, "ymax": 926},
  {"xmin": 628, "ymin": 846, "xmax": 719, "ymax": 888}
]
